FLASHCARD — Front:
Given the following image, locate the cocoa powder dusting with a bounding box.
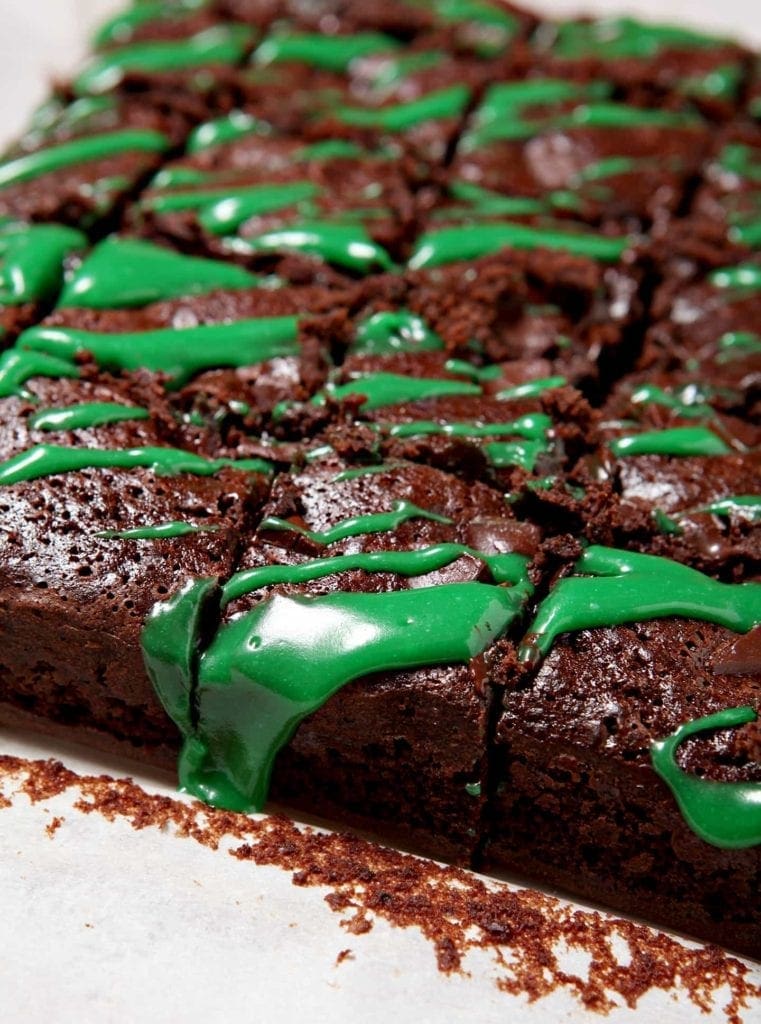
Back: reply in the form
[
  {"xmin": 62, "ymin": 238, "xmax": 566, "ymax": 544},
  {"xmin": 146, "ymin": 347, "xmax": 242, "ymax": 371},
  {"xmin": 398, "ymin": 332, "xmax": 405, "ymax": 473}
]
[{"xmin": 1, "ymin": 755, "xmax": 758, "ymax": 1022}]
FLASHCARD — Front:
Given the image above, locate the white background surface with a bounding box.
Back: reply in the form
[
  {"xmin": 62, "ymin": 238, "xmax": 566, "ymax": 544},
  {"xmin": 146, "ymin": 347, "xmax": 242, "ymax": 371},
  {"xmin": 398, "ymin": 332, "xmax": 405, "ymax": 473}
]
[{"xmin": 0, "ymin": 3, "xmax": 759, "ymax": 1021}]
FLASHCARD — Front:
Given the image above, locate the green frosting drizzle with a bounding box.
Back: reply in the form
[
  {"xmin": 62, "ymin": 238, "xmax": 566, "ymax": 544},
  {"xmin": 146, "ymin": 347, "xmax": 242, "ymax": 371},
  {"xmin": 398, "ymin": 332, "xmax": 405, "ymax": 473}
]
[
  {"xmin": 336, "ymin": 85, "xmax": 471, "ymax": 132},
  {"xmin": 551, "ymin": 17, "xmax": 724, "ymax": 60},
  {"xmin": 0, "ymin": 349, "xmax": 80, "ymax": 400},
  {"xmin": 352, "ymin": 310, "xmax": 444, "ymax": 354},
  {"xmin": 28, "ymin": 402, "xmax": 150, "ymax": 431},
  {"xmin": 496, "ymin": 376, "xmax": 567, "ymax": 400},
  {"xmin": 629, "ymin": 383, "xmax": 716, "ymax": 420},
  {"xmin": 710, "ymin": 263, "xmax": 761, "ymax": 291},
  {"xmin": 93, "ymin": 0, "xmax": 208, "ymax": 48},
  {"xmin": 519, "ymin": 546, "xmax": 761, "ymax": 665},
  {"xmin": 655, "ymin": 496, "xmax": 761, "ymax": 531},
  {"xmin": 0, "ymin": 130, "xmax": 168, "ymax": 189},
  {"xmin": 0, "ymin": 223, "xmax": 86, "ymax": 305},
  {"xmin": 385, "ymin": 413, "xmax": 551, "ymax": 441},
  {"xmin": 144, "ymin": 181, "xmax": 319, "ymax": 235},
  {"xmin": 76, "ymin": 24, "xmax": 254, "ymax": 94},
  {"xmin": 609, "ymin": 427, "xmax": 731, "ymax": 458},
  {"xmin": 260, "ymin": 499, "xmax": 453, "ymax": 545},
  {"xmin": 16, "ymin": 316, "xmax": 299, "ymax": 389},
  {"xmin": 718, "ymin": 332, "xmax": 761, "ymax": 360},
  {"xmin": 0, "ymin": 444, "xmax": 273, "ymax": 485},
  {"xmin": 254, "ymin": 31, "xmax": 399, "ymax": 72},
  {"xmin": 409, "ymin": 222, "xmax": 628, "ymax": 268},
  {"xmin": 231, "ymin": 221, "xmax": 395, "ymax": 273},
  {"xmin": 651, "ymin": 708, "xmax": 761, "ymax": 849},
  {"xmin": 187, "ymin": 111, "xmax": 269, "ymax": 152},
  {"xmin": 318, "ymin": 372, "xmax": 482, "ymax": 411},
  {"xmin": 96, "ymin": 521, "xmax": 219, "ymax": 541},
  {"xmin": 58, "ymin": 237, "xmax": 260, "ymax": 309}
]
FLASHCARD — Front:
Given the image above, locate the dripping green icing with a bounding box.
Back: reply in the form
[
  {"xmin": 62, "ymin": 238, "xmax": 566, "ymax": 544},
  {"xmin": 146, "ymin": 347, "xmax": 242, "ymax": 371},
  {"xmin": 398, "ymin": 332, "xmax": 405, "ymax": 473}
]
[
  {"xmin": 0, "ymin": 349, "xmax": 80, "ymax": 400},
  {"xmin": 231, "ymin": 221, "xmax": 395, "ymax": 273},
  {"xmin": 58, "ymin": 237, "xmax": 260, "ymax": 309},
  {"xmin": 28, "ymin": 402, "xmax": 150, "ymax": 431},
  {"xmin": 610, "ymin": 427, "xmax": 731, "ymax": 458},
  {"xmin": 16, "ymin": 316, "xmax": 299, "ymax": 389},
  {"xmin": 254, "ymin": 32, "xmax": 399, "ymax": 72},
  {"xmin": 0, "ymin": 223, "xmax": 86, "ymax": 305},
  {"xmin": 518, "ymin": 546, "xmax": 761, "ymax": 665},
  {"xmin": 443, "ymin": 359, "xmax": 502, "ymax": 383},
  {"xmin": 710, "ymin": 263, "xmax": 761, "ymax": 291},
  {"xmin": 482, "ymin": 439, "xmax": 549, "ymax": 471},
  {"xmin": 551, "ymin": 17, "xmax": 725, "ymax": 61},
  {"xmin": 144, "ymin": 181, "xmax": 320, "ymax": 235},
  {"xmin": 0, "ymin": 130, "xmax": 168, "ymax": 189},
  {"xmin": 496, "ymin": 376, "xmax": 567, "ymax": 401},
  {"xmin": 0, "ymin": 444, "xmax": 273, "ymax": 486},
  {"xmin": 187, "ymin": 111, "xmax": 269, "ymax": 153},
  {"xmin": 336, "ymin": 85, "xmax": 471, "ymax": 132},
  {"xmin": 651, "ymin": 708, "xmax": 761, "ymax": 849},
  {"xmin": 96, "ymin": 521, "xmax": 220, "ymax": 541},
  {"xmin": 409, "ymin": 222, "xmax": 628, "ymax": 269},
  {"xmin": 317, "ymin": 372, "xmax": 482, "ymax": 411},
  {"xmin": 352, "ymin": 310, "xmax": 444, "ymax": 355},
  {"xmin": 385, "ymin": 413, "xmax": 550, "ymax": 441},
  {"xmin": 75, "ymin": 25, "xmax": 255, "ymax": 94},
  {"xmin": 93, "ymin": 0, "xmax": 209, "ymax": 48},
  {"xmin": 655, "ymin": 496, "xmax": 761, "ymax": 531},
  {"xmin": 222, "ymin": 542, "xmax": 531, "ymax": 606},
  {"xmin": 629, "ymin": 383, "xmax": 716, "ymax": 420},
  {"xmin": 259, "ymin": 499, "xmax": 453, "ymax": 546}
]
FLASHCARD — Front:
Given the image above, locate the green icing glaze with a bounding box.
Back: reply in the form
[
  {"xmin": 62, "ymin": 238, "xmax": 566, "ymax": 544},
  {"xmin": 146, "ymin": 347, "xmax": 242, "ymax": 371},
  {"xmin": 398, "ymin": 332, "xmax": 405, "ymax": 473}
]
[
  {"xmin": 409, "ymin": 222, "xmax": 628, "ymax": 269},
  {"xmin": 26, "ymin": 95, "xmax": 118, "ymax": 141},
  {"xmin": 551, "ymin": 17, "xmax": 724, "ymax": 61},
  {"xmin": 58, "ymin": 237, "xmax": 259, "ymax": 309},
  {"xmin": 362, "ymin": 51, "xmax": 444, "ymax": 92},
  {"xmin": 435, "ymin": 0, "xmax": 517, "ymax": 31},
  {"xmin": 187, "ymin": 111, "xmax": 269, "ymax": 153},
  {"xmin": 609, "ymin": 427, "xmax": 731, "ymax": 458},
  {"xmin": 28, "ymin": 402, "xmax": 150, "ymax": 431},
  {"xmin": 142, "ymin": 576, "xmax": 218, "ymax": 733},
  {"xmin": 447, "ymin": 180, "xmax": 548, "ymax": 216},
  {"xmin": 336, "ymin": 84, "xmax": 471, "ymax": 132},
  {"xmin": 75, "ymin": 24, "xmax": 254, "ymax": 94},
  {"xmin": 222, "ymin": 542, "xmax": 531, "ymax": 607},
  {"xmin": 443, "ymin": 359, "xmax": 502, "ymax": 382},
  {"xmin": 16, "ymin": 316, "xmax": 299, "ymax": 389},
  {"xmin": 651, "ymin": 708, "xmax": 761, "ymax": 849},
  {"xmin": 96, "ymin": 521, "xmax": 219, "ymax": 540},
  {"xmin": 660, "ymin": 496, "xmax": 761, "ymax": 526},
  {"xmin": 629, "ymin": 383, "xmax": 716, "ymax": 420},
  {"xmin": 152, "ymin": 167, "xmax": 216, "ymax": 189},
  {"xmin": 293, "ymin": 140, "xmax": 368, "ymax": 161},
  {"xmin": 0, "ymin": 130, "xmax": 168, "ymax": 189},
  {"xmin": 93, "ymin": 0, "xmax": 208, "ymax": 48},
  {"xmin": 496, "ymin": 376, "xmax": 567, "ymax": 401},
  {"xmin": 232, "ymin": 221, "xmax": 395, "ymax": 273},
  {"xmin": 569, "ymin": 102, "xmax": 700, "ymax": 129},
  {"xmin": 652, "ymin": 508, "xmax": 683, "ymax": 535},
  {"xmin": 0, "ymin": 223, "xmax": 86, "ymax": 305},
  {"xmin": 386, "ymin": 413, "xmax": 550, "ymax": 441},
  {"xmin": 254, "ymin": 31, "xmax": 399, "ymax": 72},
  {"xmin": 318, "ymin": 372, "xmax": 482, "ymax": 411},
  {"xmin": 147, "ymin": 181, "xmax": 320, "ymax": 236},
  {"xmin": 260, "ymin": 499, "xmax": 452, "ymax": 546},
  {"xmin": 464, "ymin": 780, "xmax": 482, "ymax": 798},
  {"xmin": 731, "ymin": 220, "xmax": 761, "ymax": 248},
  {"xmin": 680, "ymin": 64, "xmax": 743, "ymax": 101},
  {"xmin": 353, "ymin": 310, "xmax": 444, "ymax": 354},
  {"xmin": 519, "ymin": 546, "xmax": 761, "ymax": 665},
  {"xmin": 483, "ymin": 438, "xmax": 548, "ymax": 471},
  {"xmin": 0, "ymin": 444, "xmax": 272, "ymax": 485},
  {"xmin": 710, "ymin": 263, "xmax": 761, "ymax": 291},
  {"xmin": 0, "ymin": 349, "xmax": 80, "ymax": 400}
]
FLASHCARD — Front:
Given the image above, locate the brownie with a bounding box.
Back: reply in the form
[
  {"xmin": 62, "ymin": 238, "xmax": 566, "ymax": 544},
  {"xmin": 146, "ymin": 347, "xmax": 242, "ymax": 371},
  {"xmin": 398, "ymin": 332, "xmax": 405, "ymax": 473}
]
[
  {"xmin": 0, "ymin": 221, "xmax": 86, "ymax": 346},
  {"xmin": 450, "ymin": 78, "xmax": 709, "ymax": 230},
  {"xmin": 191, "ymin": 453, "xmax": 540, "ymax": 860},
  {"xmin": 0, "ymin": 383, "xmax": 271, "ymax": 760},
  {"xmin": 488, "ymin": 546, "xmax": 761, "ymax": 956},
  {"xmin": 127, "ymin": 134, "xmax": 418, "ymax": 274},
  {"xmin": 532, "ymin": 16, "xmax": 751, "ymax": 120},
  {"xmin": 692, "ymin": 124, "xmax": 761, "ymax": 253},
  {"xmin": 0, "ymin": 96, "xmax": 173, "ymax": 231}
]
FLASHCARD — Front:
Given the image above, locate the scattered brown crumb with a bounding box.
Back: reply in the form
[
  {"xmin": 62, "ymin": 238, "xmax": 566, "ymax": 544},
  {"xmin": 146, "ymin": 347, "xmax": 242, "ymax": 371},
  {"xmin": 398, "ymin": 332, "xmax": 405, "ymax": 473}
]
[
  {"xmin": 45, "ymin": 815, "xmax": 64, "ymax": 838},
  {"xmin": 1, "ymin": 755, "xmax": 759, "ymax": 1023},
  {"xmin": 335, "ymin": 949, "xmax": 354, "ymax": 966}
]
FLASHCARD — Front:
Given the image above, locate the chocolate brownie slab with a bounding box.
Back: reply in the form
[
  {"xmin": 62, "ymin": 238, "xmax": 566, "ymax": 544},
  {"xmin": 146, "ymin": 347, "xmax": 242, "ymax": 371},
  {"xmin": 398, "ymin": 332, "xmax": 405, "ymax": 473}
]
[
  {"xmin": 146, "ymin": 454, "xmax": 538, "ymax": 860},
  {"xmin": 488, "ymin": 545, "xmax": 761, "ymax": 957}
]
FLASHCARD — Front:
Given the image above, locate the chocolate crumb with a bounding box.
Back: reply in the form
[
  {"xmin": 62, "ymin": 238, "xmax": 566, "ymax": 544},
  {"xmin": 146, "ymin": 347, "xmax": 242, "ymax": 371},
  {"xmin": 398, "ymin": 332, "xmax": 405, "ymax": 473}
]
[
  {"xmin": 1, "ymin": 756, "xmax": 758, "ymax": 1022},
  {"xmin": 335, "ymin": 949, "xmax": 354, "ymax": 965},
  {"xmin": 45, "ymin": 815, "xmax": 64, "ymax": 838}
]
